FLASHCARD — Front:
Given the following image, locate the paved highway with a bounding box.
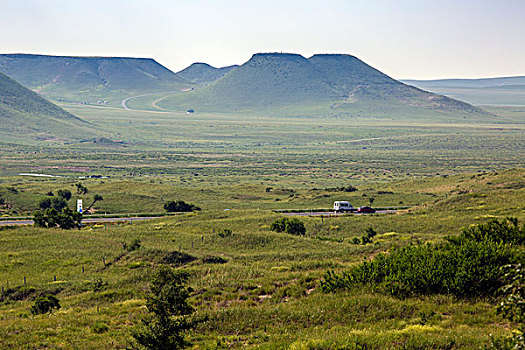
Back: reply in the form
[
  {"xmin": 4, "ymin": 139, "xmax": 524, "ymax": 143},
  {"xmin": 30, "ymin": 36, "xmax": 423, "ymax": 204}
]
[
  {"xmin": 282, "ymin": 209, "xmax": 399, "ymax": 217},
  {"xmin": 0, "ymin": 216, "xmax": 162, "ymax": 226}
]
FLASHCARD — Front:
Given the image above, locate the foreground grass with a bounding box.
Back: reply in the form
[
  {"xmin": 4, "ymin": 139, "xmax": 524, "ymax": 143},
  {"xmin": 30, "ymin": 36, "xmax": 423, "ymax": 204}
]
[{"xmin": 0, "ymin": 169, "xmax": 523, "ymax": 348}]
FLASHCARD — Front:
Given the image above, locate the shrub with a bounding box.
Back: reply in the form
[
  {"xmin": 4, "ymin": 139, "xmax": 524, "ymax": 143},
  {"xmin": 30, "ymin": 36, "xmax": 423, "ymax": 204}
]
[
  {"xmin": 92, "ymin": 322, "xmax": 109, "ymax": 334},
  {"xmin": 322, "ymin": 219, "xmax": 522, "ymax": 298},
  {"xmin": 270, "ymin": 217, "xmax": 306, "ymax": 236},
  {"xmin": 92, "ymin": 278, "xmax": 108, "ymax": 292},
  {"xmin": 124, "ymin": 238, "xmax": 141, "ymax": 252},
  {"xmin": 164, "ymin": 200, "xmax": 200, "ymax": 213},
  {"xmin": 459, "ymin": 217, "xmax": 524, "ymax": 245},
  {"xmin": 217, "ymin": 229, "xmax": 232, "ymax": 238},
  {"xmin": 489, "ymin": 263, "xmax": 525, "ymax": 349},
  {"xmin": 31, "ymin": 294, "xmax": 60, "ymax": 315},
  {"xmin": 34, "ymin": 207, "xmax": 82, "ymax": 229}
]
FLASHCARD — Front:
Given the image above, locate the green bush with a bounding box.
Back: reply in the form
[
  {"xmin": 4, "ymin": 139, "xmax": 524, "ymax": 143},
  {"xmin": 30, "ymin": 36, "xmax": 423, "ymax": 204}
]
[
  {"xmin": 322, "ymin": 219, "xmax": 522, "ymax": 298},
  {"xmin": 92, "ymin": 278, "xmax": 108, "ymax": 292},
  {"xmin": 164, "ymin": 200, "xmax": 200, "ymax": 213},
  {"xmin": 92, "ymin": 322, "xmax": 109, "ymax": 334},
  {"xmin": 458, "ymin": 217, "xmax": 524, "ymax": 245},
  {"xmin": 124, "ymin": 238, "xmax": 141, "ymax": 252},
  {"xmin": 270, "ymin": 217, "xmax": 306, "ymax": 236},
  {"xmin": 217, "ymin": 229, "xmax": 232, "ymax": 238},
  {"xmin": 31, "ymin": 294, "xmax": 60, "ymax": 315}
]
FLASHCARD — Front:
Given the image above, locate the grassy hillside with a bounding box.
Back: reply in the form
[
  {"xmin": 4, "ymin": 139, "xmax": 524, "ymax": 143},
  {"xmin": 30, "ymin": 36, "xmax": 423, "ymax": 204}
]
[
  {"xmin": 177, "ymin": 62, "xmax": 238, "ymax": 85},
  {"xmin": 403, "ymin": 76, "xmax": 525, "ymax": 106},
  {"xmin": 158, "ymin": 53, "xmax": 487, "ymax": 118},
  {"xmin": 0, "ymin": 169, "xmax": 523, "ymax": 348},
  {"xmin": 0, "ymin": 54, "xmax": 192, "ymax": 105},
  {"xmin": 0, "ymin": 72, "xmax": 98, "ymax": 142}
]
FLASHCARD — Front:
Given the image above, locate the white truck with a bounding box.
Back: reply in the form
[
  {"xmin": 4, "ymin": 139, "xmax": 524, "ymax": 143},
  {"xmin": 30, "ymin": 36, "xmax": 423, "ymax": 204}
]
[{"xmin": 333, "ymin": 201, "xmax": 354, "ymax": 213}]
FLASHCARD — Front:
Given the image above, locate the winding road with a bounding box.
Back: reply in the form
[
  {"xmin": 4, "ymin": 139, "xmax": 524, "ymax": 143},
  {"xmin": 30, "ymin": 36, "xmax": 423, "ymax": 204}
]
[{"xmin": 120, "ymin": 90, "xmax": 189, "ymax": 110}]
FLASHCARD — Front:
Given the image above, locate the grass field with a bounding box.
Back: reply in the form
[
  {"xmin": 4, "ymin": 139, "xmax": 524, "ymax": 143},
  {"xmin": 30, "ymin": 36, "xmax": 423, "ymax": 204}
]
[
  {"xmin": 0, "ymin": 168, "xmax": 523, "ymax": 348},
  {"xmin": 0, "ymin": 100, "xmax": 524, "ymax": 348}
]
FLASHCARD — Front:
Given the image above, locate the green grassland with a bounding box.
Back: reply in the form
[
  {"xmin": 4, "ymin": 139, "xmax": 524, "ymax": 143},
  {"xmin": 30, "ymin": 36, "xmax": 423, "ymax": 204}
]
[
  {"xmin": 0, "ymin": 92, "xmax": 523, "ymax": 348},
  {"xmin": 0, "ymin": 71, "xmax": 100, "ymax": 142},
  {"xmin": 0, "ymin": 103, "xmax": 523, "ymax": 183},
  {"xmin": 0, "ymin": 169, "xmax": 523, "ymax": 348}
]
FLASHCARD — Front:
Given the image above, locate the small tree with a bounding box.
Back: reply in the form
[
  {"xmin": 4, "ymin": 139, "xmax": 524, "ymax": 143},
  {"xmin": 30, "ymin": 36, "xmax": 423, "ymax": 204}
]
[
  {"xmin": 75, "ymin": 183, "xmax": 88, "ymax": 195},
  {"xmin": 57, "ymin": 189, "xmax": 72, "ymax": 201},
  {"xmin": 131, "ymin": 266, "xmax": 196, "ymax": 349},
  {"xmin": 31, "ymin": 294, "xmax": 60, "ymax": 315},
  {"xmin": 86, "ymin": 194, "xmax": 103, "ymax": 211}
]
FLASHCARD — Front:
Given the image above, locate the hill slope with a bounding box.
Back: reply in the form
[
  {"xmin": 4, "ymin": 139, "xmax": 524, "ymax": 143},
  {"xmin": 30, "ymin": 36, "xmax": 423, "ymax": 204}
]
[
  {"xmin": 0, "ymin": 71, "xmax": 97, "ymax": 141},
  {"xmin": 402, "ymin": 76, "xmax": 525, "ymax": 106},
  {"xmin": 0, "ymin": 54, "xmax": 191, "ymax": 103},
  {"xmin": 177, "ymin": 63, "xmax": 238, "ymax": 85},
  {"xmin": 158, "ymin": 53, "xmax": 486, "ymax": 118}
]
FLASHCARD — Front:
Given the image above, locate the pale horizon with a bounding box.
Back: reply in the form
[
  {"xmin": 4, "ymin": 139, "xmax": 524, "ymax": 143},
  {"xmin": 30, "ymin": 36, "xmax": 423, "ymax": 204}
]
[{"xmin": 2, "ymin": 0, "xmax": 524, "ymax": 80}]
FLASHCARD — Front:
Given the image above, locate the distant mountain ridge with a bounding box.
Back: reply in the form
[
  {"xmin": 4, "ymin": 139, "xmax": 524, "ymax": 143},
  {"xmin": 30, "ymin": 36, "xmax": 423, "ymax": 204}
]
[
  {"xmin": 157, "ymin": 52, "xmax": 485, "ymax": 117},
  {"xmin": 177, "ymin": 62, "xmax": 238, "ymax": 85},
  {"xmin": 0, "ymin": 54, "xmax": 191, "ymax": 102},
  {"xmin": 0, "ymin": 71, "xmax": 96, "ymax": 141},
  {"xmin": 402, "ymin": 76, "xmax": 525, "ymax": 105}
]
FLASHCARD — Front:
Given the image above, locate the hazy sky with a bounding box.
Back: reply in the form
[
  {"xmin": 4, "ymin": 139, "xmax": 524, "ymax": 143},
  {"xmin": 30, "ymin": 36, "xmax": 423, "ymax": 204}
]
[{"xmin": 1, "ymin": 0, "xmax": 524, "ymax": 79}]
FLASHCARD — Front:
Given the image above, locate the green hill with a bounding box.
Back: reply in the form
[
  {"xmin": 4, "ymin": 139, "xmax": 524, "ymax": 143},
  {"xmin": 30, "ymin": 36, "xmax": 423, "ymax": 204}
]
[
  {"xmin": 0, "ymin": 54, "xmax": 192, "ymax": 104},
  {"xmin": 177, "ymin": 62, "xmax": 238, "ymax": 85},
  {"xmin": 402, "ymin": 76, "xmax": 525, "ymax": 106},
  {"xmin": 158, "ymin": 53, "xmax": 487, "ymax": 118},
  {"xmin": 0, "ymin": 71, "xmax": 97, "ymax": 142}
]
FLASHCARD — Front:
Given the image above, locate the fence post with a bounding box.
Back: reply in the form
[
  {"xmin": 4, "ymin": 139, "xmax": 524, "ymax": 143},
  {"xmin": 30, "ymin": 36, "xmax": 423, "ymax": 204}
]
[
  {"xmin": 23, "ymin": 276, "xmax": 26, "ymax": 286},
  {"xmin": 54, "ymin": 275, "xmax": 56, "ymax": 282}
]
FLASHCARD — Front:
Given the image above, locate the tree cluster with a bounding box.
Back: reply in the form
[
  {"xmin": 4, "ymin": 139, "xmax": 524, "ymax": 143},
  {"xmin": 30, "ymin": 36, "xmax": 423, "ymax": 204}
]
[
  {"xmin": 164, "ymin": 200, "xmax": 200, "ymax": 213},
  {"xmin": 34, "ymin": 207, "xmax": 82, "ymax": 229}
]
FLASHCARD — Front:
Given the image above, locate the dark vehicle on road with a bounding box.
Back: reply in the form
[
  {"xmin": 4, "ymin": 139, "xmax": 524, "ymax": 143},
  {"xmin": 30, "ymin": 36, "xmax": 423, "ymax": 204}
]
[{"xmin": 357, "ymin": 206, "xmax": 376, "ymax": 213}]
